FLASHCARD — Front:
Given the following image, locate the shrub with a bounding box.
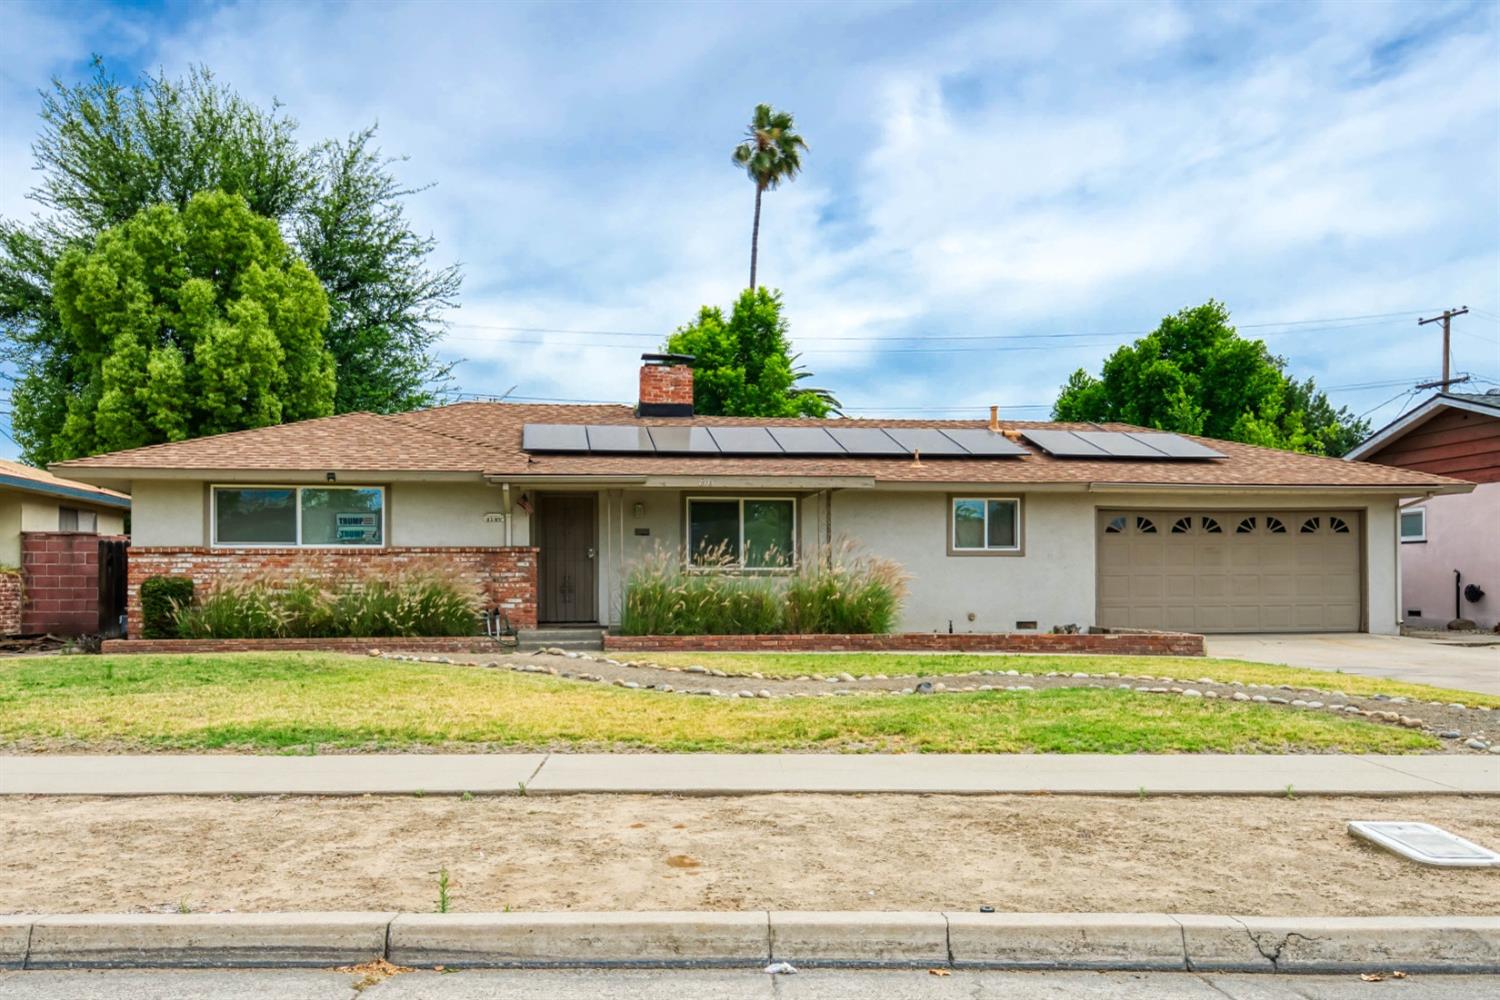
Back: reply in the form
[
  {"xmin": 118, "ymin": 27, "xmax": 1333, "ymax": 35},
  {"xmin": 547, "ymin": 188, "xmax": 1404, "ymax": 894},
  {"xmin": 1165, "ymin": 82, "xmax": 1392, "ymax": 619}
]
[
  {"xmin": 139, "ymin": 576, "xmax": 195, "ymax": 639},
  {"xmin": 173, "ymin": 569, "xmax": 479, "ymax": 639},
  {"xmin": 619, "ymin": 541, "xmax": 906, "ymax": 636}
]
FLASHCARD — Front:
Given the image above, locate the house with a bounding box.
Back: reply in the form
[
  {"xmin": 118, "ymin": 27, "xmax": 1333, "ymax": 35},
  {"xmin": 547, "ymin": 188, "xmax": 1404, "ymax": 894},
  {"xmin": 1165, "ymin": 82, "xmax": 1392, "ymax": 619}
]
[
  {"xmin": 52, "ymin": 357, "xmax": 1471, "ymax": 639},
  {"xmin": 1346, "ymin": 389, "xmax": 1500, "ymax": 631},
  {"xmin": 0, "ymin": 458, "xmax": 130, "ymax": 636}
]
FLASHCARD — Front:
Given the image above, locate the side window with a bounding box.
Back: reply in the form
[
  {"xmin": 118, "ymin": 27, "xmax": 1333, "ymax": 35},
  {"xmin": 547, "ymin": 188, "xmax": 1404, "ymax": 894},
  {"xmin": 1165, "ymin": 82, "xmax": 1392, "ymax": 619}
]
[
  {"xmin": 1399, "ymin": 508, "xmax": 1426, "ymax": 543},
  {"xmin": 58, "ymin": 507, "xmax": 97, "ymax": 533},
  {"xmin": 952, "ymin": 498, "xmax": 1023, "ymax": 553}
]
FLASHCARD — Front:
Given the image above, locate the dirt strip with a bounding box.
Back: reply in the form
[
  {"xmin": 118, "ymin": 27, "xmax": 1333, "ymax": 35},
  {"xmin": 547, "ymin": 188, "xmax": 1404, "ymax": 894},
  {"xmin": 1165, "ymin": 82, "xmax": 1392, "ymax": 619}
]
[
  {"xmin": 404, "ymin": 651, "xmax": 1498, "ymax": 753},
  {"xmin": 1, "ymin": 794, "xmax": 1495, "ymax": 916}
]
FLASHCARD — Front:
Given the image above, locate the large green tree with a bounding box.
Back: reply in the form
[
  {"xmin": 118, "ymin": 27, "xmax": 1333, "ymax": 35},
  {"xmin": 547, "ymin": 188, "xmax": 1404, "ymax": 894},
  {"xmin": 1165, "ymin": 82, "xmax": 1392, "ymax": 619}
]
[
  {"xmin": 43, "ymin": 190, "xmax": 334, "ymax": 457},
  {"xmin": 1052, "ymin": 301, "xmax": 1369, "ymax": 456},
  {"xmin": 1, "ymin": 62, "xmax": 459, "ymax": 463},
  {"xmin": 732, "ymin": 104, "xmax": 807, "ymax": 291},
  {"xmin": 663, "ymin": 287, "xmax": 833, "ymax": 418}
]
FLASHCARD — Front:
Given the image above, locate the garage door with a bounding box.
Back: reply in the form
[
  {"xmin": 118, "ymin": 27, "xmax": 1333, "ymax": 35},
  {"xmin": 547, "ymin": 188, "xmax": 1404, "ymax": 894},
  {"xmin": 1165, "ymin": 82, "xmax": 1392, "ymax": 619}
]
[{"xmin": 1097, "ymin": 510, "xmax": 1361, "ymax": 633}]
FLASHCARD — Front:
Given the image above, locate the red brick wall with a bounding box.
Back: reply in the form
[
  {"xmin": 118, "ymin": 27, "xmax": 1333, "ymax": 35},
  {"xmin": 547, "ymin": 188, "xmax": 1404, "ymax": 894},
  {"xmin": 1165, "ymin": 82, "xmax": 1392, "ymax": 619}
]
[
  {"xmin": 0, "ymin": 571, "xmax": 21, "ymax": 636},
  {"xmin": 126, "ymin": 546, "xmax": 539, "ymax": 636},
  {"xmin": 102, "ymin": 636, "xmax": 513, "ymax": 655},
  {"xmin": 606, "ymin": 631, "xmax": 1205, "ymax": 656},
  {"xmin": 639, "ymin": 364, "xmax": 694, "ymax": 407},
  {"xmin": 20, "ymin": 532, "xmax": 121, "ymax": 636}
]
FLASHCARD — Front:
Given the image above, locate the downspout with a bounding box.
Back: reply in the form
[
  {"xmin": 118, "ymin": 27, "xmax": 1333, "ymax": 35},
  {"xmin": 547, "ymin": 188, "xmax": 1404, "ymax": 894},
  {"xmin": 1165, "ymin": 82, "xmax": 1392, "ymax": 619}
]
[{"xmin": 501, "ymin": 483, "xmax": 513, "ymax": 546}]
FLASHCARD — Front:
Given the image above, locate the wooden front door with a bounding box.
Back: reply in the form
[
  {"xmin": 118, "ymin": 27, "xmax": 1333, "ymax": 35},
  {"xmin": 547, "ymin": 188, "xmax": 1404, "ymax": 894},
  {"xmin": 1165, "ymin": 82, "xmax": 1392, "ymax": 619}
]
[{"xmin": 538, "ymin": 494, "xmax": 597, "ymax": 623}]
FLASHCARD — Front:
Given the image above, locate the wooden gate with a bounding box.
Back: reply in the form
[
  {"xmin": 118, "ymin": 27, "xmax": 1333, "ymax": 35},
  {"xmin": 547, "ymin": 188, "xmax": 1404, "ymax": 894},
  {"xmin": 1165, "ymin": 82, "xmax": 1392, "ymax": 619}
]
[{"xmin": 98, "ymin": 538, "xmax": 128, "ymax": 636}]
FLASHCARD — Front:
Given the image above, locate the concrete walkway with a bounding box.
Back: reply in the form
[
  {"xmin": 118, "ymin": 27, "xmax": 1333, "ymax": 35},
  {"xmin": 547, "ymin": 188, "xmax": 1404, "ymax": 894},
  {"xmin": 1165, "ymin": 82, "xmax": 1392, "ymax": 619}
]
[
  {"xmin": 1206, "ymin": 633, "xmax": 1500, "ymax": 696},
  {"xmin": 2, "ymin": 753, "xmax": 1496, "ymax": 796}
]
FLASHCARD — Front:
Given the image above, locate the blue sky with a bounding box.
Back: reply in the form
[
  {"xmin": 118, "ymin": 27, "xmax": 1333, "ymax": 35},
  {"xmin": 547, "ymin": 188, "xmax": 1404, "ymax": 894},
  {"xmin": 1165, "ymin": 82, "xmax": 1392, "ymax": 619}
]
[{"xmin": 2, "ymin": 0, "xmax": 1498, "ymax": 460}]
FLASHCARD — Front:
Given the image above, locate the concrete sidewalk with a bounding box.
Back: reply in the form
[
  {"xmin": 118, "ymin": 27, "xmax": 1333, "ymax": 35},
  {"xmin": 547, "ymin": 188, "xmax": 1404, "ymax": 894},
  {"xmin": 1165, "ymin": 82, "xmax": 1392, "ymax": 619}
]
[{"xmin": 2, "ymin": 753, "xmax": 1496, "ymax": 796}]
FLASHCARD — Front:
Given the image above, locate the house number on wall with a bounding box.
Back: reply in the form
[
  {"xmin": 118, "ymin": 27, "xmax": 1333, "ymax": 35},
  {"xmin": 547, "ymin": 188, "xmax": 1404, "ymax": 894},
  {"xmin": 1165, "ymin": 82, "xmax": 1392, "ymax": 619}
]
[{"xmin": 483, "ymin": 512, "xmax": 507, "ymax": 523}]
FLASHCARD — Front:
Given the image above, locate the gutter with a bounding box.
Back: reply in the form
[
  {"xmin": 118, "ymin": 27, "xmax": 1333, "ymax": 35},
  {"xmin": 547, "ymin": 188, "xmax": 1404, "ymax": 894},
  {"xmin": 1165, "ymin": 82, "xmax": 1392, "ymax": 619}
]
[{"xmin": 0, "ymin": 473, "xmax": 130, "ymax": 509}]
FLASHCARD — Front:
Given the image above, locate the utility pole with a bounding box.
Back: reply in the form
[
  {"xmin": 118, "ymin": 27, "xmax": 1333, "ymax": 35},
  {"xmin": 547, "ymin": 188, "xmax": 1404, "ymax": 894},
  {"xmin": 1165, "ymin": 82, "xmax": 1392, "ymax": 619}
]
[{"xmin": 1417, "ymin": 306, "xmax": 1469, "ymax": 388}]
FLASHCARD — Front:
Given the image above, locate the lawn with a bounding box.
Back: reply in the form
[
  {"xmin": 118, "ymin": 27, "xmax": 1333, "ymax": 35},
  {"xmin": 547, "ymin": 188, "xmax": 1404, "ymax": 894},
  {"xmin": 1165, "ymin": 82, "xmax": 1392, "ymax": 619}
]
[
  {"xmin": 644, "ymin": 652, "xmax": 1500, "ymax": 708},
  {"xmin": 0, "ymin": 652, "xmax": 1436, "ymax": 754}
]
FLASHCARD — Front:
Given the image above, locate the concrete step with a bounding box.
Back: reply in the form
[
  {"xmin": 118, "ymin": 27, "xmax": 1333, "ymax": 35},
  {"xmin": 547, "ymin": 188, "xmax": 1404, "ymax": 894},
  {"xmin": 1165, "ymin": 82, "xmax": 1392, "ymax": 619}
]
[{"xmin": 517, "ymin": 629, "xmax": 605, "ymax": 653}]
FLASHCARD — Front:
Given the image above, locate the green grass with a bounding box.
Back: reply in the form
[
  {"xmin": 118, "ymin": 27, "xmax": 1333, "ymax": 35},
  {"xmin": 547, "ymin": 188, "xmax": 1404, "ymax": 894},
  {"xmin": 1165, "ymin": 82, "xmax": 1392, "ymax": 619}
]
[
  {"xmin": 643, "ymin": 652, "xmax": 1500, "ymax": 708},
  {"xmin": 0, "ymin": 652, "xmax": 1438, "ymax": 754}
]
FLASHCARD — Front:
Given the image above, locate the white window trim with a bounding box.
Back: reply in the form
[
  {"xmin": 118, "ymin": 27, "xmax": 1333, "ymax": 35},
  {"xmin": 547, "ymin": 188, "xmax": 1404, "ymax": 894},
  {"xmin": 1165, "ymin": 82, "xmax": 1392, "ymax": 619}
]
[
  {"xmin": 1399, "ymin": 506, "xmax": 1427, "ymax": 543},
  {"xmin": 684, "ymin": 496, "xmax": 798, "ymax": 571},
  {"xmin": 951, "ymin": 496, "xmax": 1023, "ymax": 553},
  {"xmin": 211, "ymin": 484, "xmax": 387, "ymax": 549}
]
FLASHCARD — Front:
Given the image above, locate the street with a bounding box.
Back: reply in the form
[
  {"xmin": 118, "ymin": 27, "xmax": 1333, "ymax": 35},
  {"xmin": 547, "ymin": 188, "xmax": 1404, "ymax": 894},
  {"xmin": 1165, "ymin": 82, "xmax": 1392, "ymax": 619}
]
[{"xmin": 1, "ymin": 969, "xmax": 1496, "ymax": 999}]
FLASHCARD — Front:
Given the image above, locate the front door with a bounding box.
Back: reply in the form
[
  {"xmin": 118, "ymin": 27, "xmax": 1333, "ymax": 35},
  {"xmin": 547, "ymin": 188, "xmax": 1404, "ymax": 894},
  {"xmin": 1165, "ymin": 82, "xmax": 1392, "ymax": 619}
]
[{"xmin": 538, "ymin": 494, "xmax": 597, "ymax": 623}]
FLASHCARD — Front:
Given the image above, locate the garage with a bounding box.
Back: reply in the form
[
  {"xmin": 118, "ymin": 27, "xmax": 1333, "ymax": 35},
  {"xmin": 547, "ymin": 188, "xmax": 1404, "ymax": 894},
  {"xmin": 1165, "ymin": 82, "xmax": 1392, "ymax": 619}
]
[{"xmin": 1097, "ymin": 510, "xmax": 1362, "ymax": 633}]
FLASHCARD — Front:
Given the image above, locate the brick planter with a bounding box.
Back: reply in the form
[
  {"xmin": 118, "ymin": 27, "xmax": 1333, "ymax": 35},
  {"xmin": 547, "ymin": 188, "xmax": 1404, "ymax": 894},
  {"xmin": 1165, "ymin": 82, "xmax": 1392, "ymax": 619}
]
[
  {"xmin": 605, "ymin": 631, "xmax": 1205, "ymax": 656},
  {"xmin": 101, "ymin": 636, "xmax": 515, "ymax": 655},
  {"xmin": 125, "ymin": 546, "xmax": 539, "ymax": 636}
]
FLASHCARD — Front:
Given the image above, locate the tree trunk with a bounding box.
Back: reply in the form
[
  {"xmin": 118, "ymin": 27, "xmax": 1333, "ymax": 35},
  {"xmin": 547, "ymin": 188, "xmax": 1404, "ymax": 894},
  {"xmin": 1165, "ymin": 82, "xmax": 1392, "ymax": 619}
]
[{"xmin": 749, "ymin": 184, "xmax": 763, "ymax": 290}]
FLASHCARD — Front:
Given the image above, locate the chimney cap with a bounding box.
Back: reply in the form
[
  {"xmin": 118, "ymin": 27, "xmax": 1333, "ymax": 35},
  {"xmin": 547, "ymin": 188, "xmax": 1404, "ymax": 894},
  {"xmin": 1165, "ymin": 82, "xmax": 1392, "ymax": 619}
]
[{"xmin": 641, "ymin": 352, "xmax": 695, "ymax": 366}]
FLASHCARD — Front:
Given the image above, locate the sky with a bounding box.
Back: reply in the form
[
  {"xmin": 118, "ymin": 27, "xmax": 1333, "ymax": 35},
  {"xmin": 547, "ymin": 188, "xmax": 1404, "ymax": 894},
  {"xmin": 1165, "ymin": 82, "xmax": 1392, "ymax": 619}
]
[{"xmin": 1, "ymin": 0, "xmax": 1498, "ymax": 461}]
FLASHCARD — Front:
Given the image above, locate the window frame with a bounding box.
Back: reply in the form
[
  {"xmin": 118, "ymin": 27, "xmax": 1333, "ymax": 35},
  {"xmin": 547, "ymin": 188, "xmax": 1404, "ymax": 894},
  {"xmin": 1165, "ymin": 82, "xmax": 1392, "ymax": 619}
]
[
  {"xmin": 58, "ymin": 506, "xmax": 98, "ymax": 533},
  {"xmin": 210, "ymin": 484, "xmax": 387, "ymax": 549},
  {"xmin": 948, "ymin": 495, "xmax": 1024, "ymax": 556},
  {"xmin": 683, "ymin": 495, "xmax": 798, "ymax": 571},
  {"xmin": 1399, "ymin": 507, "xmax": 1427, "ymax": 544}
]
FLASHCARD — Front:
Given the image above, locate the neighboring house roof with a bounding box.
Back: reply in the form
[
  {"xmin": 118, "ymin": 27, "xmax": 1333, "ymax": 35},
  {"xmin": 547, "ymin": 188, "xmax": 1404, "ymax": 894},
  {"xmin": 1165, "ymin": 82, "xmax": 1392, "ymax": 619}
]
[
  {"xmin": 0, "ymin": 458, "xmax": 131, "ymax": 509},
  {"xmin": 1345, "ymin": 390, "xmax": 1500, "ymax": 462},
  {"xmin": 51, "ymin": 403, "xmax": 1469, "ymax": 493}
]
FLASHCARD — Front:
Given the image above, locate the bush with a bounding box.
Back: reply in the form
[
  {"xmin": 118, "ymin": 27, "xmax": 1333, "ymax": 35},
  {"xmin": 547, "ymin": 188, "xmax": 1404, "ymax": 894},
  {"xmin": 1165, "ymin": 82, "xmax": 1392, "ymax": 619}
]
[
  {"xmin": 139, "ymin": 576, "xmax": 195, "ymax": 639},
  {"xmin": 172, "ymin": 569, "xmax": 479, "ymax": 639},
  {"xmin": 619, "ymin": 541, "xmax": 906, "ymax": 636}
]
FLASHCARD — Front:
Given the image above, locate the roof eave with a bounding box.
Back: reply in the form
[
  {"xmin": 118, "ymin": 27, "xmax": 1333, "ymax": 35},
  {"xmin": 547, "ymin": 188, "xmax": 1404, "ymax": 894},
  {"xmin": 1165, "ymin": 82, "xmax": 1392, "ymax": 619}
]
[
  {"xmin": 0, "ymin": 473, "xmax": 131, "ymax": 508},
  {"xmin": 1346, "ymin": 394, "xmax": 1500, "ymax": 461}
]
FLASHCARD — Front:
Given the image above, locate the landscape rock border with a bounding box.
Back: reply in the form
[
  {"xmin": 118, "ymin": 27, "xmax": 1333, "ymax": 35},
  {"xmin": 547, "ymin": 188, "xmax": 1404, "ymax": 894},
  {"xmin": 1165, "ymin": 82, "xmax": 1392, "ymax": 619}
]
[
  {"xmin": 4, "ymin": 912, "xmax": 1496, "ymax": 973},
  {"xmin": 379, "ymin": 649, "xmax": 1497, "ymax": 753}
]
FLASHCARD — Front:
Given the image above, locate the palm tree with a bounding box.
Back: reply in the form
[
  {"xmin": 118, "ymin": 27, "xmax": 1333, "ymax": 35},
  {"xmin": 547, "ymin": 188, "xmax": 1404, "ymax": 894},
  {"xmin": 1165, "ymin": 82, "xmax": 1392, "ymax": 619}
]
[{"xmin": 732, "ymin": 104, "xmax": 807, "ymax": 291}]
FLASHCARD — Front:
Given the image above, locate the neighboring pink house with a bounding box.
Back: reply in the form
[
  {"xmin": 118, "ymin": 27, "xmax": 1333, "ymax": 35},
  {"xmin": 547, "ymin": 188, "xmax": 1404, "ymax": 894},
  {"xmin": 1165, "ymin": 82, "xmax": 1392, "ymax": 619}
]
[{"xmin": 1348, "ymin": 390, "xmax": 1500, "ymax": 631}]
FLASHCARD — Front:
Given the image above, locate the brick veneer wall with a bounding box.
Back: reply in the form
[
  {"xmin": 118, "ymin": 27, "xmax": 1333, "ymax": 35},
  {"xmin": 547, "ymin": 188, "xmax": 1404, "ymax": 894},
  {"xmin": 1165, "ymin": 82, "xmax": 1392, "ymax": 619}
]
[
  {"xmin": 20, "ymin": 531, "xmax": 122, "ymax": 636},
  {"xmin": 0, "ymin": 571, "xmax": 21, "ymax": 636},
  {"xmin": 125, "ymin": 546, "xmax": 539, "ymax": 636},
  {"xmin": 606, "ymin": 631, "xmax": 1205, "ymax": 656}
]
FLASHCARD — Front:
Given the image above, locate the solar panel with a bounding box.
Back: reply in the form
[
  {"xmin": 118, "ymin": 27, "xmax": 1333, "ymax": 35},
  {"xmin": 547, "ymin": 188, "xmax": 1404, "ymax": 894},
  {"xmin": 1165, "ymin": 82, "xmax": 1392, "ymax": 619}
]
[
  {"xmin": 768, "ymin": 427, "xmax": 845, "ymax": 454},
  {"xmin": 881, "ymin": 428, "xmax": 968, "ymax": 456},
  {"xmin": 646, "ymin": 426, "xmax": 720, "ymax": 454},
  {"xmin": 706, "ymin": 427, "xmax": 783, "ymax": 454},
  {"xmin": 1125, "ymin": 432, "xmax": 1225, "ymax": 459},
  {"xmin": 1020, "ymin": 429, "xmax": 1111, "ymax": 457},
  {"xmin": 584, "ymin": 425, "xmax": 655, "ymax": 453},
  {"xmin": 1071, "ymin": 430, "xmax": 1168, "ymax": 458},
  {"xmin": 826, "ymin": 427, "xmax": 905, "ymax": 455},
  {"xmin": 938, "ymin": 429, "xmax": 1029, "ymax": 457},
  {"xmin": 521, "ymin": 423, "xmax": 589, "ymax": 452}
]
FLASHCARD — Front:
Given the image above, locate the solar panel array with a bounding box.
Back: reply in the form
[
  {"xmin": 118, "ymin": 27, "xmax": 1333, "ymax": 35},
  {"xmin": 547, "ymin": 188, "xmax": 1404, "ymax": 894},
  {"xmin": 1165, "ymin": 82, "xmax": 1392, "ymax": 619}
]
[
  {"xmin": 1019, "ymin": 429, "xmax": 1224, "ymax": 460},
  {"xmin": 521, "ymin": 424, "xmax": 1030, "ymax": 458},
  {"xmin": 520, "ymin": 424, "xmax": 1225, "ymax": 460}
]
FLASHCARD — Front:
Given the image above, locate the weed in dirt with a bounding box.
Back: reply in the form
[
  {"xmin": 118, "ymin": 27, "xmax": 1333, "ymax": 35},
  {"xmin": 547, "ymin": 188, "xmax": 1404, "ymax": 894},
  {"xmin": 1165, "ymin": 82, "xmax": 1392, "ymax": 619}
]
[
  {"xmin": 461, "ymin": 791, "xmax": 473, "ymax": 802},
  {"xmin": 1286, "ymin": 784, "xmax": 1297, "ymax": 800},
  {"xmin": 176, "ymin": 899, "xmax": 190, "ymax": 914},
  {"xmin": 516, "ymin": 781, "xmax": 527, "ymax": 797},
  {"xmin": 435, "ymin": 866, "xmax": 451, "ymax": 913}
]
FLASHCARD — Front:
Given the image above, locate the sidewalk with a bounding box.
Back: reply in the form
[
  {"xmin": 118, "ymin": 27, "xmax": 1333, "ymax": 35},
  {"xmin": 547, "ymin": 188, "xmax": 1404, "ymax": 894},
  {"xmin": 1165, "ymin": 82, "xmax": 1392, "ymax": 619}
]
[{"xmin": 2, "ymin": 753, "xmax": 1496, "ymax": 796}]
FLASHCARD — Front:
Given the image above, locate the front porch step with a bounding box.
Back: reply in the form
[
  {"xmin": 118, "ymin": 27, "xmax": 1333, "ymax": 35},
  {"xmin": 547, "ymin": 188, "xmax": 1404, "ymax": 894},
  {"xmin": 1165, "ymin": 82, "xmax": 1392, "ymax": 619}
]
[{"xmin": 516, "ymin": 628, "xmax": 606, "ymax": 653}]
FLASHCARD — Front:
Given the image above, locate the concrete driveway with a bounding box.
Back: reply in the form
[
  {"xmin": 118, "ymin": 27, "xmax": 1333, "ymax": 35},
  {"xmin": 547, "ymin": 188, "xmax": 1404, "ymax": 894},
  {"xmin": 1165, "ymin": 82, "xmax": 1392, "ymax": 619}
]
[{"xmin": 1205, "ymin": 633, "xmax": 1500, "ymax": 696}]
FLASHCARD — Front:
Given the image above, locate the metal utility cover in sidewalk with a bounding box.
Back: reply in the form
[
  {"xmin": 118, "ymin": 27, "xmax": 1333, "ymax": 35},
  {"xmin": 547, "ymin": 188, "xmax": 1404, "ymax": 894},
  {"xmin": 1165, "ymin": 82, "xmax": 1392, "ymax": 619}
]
[{"xmin": 1348, "ymin": 821, "xmax": 1500, "ymax": 867}]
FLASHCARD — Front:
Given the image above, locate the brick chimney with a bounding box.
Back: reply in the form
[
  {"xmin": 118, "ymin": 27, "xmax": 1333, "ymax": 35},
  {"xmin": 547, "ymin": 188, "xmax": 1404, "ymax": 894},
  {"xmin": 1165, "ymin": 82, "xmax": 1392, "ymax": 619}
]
[{"xmin": 638, "ymin": 353, "xmax": 695, "ymax": 417}]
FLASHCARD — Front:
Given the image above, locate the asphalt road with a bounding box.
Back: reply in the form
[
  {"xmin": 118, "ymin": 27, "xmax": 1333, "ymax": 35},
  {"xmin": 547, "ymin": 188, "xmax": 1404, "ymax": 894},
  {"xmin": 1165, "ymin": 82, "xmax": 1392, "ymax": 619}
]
[{"xmin": 1, "ymin": 969, "xmax": 1496, "ymax": 999}]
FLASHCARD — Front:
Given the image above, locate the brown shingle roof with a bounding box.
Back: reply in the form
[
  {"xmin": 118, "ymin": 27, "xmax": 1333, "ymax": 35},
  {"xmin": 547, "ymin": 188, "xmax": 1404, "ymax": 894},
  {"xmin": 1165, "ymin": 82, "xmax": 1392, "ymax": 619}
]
[
  {"xmin": 52, "ymin": 401, "xmax": 1468, "ymax": 490},
  {"xmin": 0, "ymin": 458, "xmax": 131, "ymax": 506}
]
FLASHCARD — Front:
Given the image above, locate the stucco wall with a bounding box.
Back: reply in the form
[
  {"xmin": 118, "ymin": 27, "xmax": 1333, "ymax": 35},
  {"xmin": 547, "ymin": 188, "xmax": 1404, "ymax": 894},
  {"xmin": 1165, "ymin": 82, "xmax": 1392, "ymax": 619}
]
[
  {"xmin": 1398, "ymin": 482, "xmax": 1499, "ymax": 630},
  {"xmin": 129, "ymin": 481, "xmax": 205, "ymax": 546}
]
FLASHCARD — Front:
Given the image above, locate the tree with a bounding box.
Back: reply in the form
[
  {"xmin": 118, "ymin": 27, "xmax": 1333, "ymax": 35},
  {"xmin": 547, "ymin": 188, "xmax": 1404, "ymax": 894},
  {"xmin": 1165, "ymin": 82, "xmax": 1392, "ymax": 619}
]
[
  {"xmin": 1052, "ymin": 301, "xmax": 1369, "ymax": 456},
  {"xmin": 0, "ymin": 62, "xmax": 459, "ymax": 464},
  {"xmin": 663, "ymin": 287, "xmax": 833, "ymax": 418},
  {"xmin": 40, "ymin": 190, "xmax": 334, "ymax": 458},
  {"xmin": 731, "ymin": 104, "xmax": 807, "ymax": 291}
]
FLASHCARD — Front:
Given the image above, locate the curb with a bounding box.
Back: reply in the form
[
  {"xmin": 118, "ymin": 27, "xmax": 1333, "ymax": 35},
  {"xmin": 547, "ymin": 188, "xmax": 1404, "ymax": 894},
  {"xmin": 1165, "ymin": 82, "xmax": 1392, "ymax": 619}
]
[{"xmin": 2, "ymin": 912, "xmax": 1496, "ymax": 973}]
